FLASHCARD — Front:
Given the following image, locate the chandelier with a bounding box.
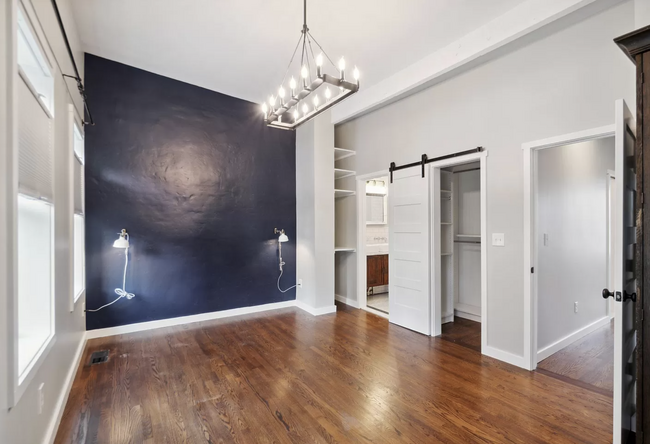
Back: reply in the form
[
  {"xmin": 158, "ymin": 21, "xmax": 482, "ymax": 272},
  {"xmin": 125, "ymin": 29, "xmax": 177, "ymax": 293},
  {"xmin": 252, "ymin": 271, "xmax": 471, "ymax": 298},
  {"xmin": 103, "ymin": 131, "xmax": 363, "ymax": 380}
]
[{"xmin": 262, "ymin": 0, "xmax": 360, "ymax": 130}]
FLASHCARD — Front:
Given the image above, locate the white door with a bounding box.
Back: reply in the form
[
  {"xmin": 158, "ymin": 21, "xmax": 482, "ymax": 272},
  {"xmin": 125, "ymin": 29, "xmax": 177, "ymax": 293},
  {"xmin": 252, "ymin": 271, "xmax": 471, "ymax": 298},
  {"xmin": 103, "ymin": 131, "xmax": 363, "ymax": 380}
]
[
  {"xmin": 388, "ymin": 167, "xmax": 431, "ymax": 335},
  {"xmin": 611, "ymin": 99, "xmax": 637, "ymax": 444}
]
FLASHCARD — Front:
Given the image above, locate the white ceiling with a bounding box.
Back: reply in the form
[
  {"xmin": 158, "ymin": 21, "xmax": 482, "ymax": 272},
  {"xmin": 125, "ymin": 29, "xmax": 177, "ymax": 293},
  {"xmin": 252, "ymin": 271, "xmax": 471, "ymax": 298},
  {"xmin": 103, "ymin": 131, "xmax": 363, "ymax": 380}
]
[{"xmin": 71, "ymin": 0, "xmax": 525, "ymax": 104}]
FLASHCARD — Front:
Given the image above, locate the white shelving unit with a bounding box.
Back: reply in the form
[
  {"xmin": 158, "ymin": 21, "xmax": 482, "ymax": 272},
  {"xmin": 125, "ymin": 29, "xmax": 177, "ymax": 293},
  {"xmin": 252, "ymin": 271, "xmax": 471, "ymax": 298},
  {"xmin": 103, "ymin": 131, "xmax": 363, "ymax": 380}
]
[
  {"xmin": 335, "ymin": 147, "xmax": 356, "ymax": 253},
  {"xmin": 335, "ymin": 168, "xmax": 355, "ymax": 180},
  {"xmin": 440, "ymin": 170, "xmax": 454, "ymax": 323},
  {"xmin": 334, "ymin": 147, "xmax": 356, "ymax": 161}
]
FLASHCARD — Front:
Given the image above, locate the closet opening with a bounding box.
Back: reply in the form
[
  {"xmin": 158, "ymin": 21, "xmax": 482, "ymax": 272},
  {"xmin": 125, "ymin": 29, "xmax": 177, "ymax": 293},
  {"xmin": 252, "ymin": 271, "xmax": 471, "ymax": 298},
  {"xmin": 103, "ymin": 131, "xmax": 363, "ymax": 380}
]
[
  {"xmin": 427, "ymin": 151, "xmax": 486, "ymax": 351},
  {"xmin": 433, "ymin": 161, "xmax": 482, "ymax": 351}
]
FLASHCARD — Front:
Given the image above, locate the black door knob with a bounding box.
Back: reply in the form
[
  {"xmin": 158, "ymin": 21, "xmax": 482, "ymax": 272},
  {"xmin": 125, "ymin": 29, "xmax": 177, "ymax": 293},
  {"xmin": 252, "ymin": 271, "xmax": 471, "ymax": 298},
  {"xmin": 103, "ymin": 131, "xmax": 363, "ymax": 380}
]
[
  {"xmin": 624, "ymin": 291, "xmax": 637, "ymax": 302},
  {"xmin": 603, "ymin": 288, "xmax": 615, "ymax": 299}
]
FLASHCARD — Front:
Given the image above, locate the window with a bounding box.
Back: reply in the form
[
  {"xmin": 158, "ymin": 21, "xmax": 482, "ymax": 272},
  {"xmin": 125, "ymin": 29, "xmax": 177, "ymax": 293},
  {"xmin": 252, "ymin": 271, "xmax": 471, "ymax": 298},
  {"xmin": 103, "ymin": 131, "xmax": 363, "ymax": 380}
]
[
  {"xmin": 17, "ymin": 9, "xmax": 54, "ymax": 116},
  {"xmin": 16, "ymin": 5, "xmax": 55, "ymax": 387},
  {"xmin": 17, "ymin": 196, "xmax": 54, "ymax": 379},
  {"xmin": 73, "ymin": 124, "xmax": 85, "ymax": 302}
]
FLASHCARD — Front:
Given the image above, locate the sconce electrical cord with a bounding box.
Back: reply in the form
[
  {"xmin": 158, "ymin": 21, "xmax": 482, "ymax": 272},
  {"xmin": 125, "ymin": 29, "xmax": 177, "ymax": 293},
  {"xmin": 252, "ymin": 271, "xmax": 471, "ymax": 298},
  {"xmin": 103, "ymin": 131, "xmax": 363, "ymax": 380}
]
[
  {"xmin": 277, "ymin": 239, "xmax": 297, "ymax": 293},
  {"xmin": 87, "ymin": 247, "xmax": 135, "ymax": 312},
  {"xmin": 277, "ymin": 268, "xmax": 297, "ymax": 293}
]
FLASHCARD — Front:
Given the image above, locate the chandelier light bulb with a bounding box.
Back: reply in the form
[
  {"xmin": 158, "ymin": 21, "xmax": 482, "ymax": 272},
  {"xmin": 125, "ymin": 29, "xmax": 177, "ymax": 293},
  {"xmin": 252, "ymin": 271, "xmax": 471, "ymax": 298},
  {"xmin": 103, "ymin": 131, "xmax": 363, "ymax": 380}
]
[
  {"xmin": 316, "ymin": 53, "xmax": 323, "ymax": 67},
  {"xmin": 278, "ymin": 86, "xmax": 286, "ymax": 99},
  {"xmin": 289, "ymin": 76, "xmax": 297, "ymax": 90},
  {"xmin": 261, "ymin": 102, "xmax": 268, "ymax": 115},
  {"xmin": 301, "ymin": 65, "xmax": 309, "ymax": 79},
  {"xmin": 313, "ymin": 95, "xmax": 319, "ymax": 109},
  {"xmin": 325, "ymin": 87, "xmax": 331, "ymax": 100},
  {"xmin": 293, "ymin": 108, "xmax": 299, "ymax": 120},
  {"xmin": 269, "ymin": 95, "xmax": 276, "ymax": 108},
  {"xmin": 353, "ymin": 66, "xmax": 360, "ymax": 81},
  {"xmin": 302, "ymin": 103, "xmax": 308, "ymax": 115},
  {"xmin": 338, "ymin": 57, "xmax": 346, "ymax": 72}
]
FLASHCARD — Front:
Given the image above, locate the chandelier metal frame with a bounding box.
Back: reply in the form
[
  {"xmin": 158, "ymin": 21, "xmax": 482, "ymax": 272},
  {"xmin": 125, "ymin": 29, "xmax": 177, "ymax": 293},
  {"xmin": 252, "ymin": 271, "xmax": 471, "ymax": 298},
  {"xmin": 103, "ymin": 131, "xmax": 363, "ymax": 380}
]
[{"xmin": 263, "ymin": 0, "xmax": 360, "ymax": 130}]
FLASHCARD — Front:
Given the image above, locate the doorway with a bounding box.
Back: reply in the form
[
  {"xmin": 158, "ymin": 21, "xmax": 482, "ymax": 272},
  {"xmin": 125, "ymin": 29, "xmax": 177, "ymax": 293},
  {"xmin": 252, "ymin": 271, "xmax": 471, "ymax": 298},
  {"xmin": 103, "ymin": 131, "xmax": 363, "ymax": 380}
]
[
  {"xmin": 429, "ymin": 154, "xmax": 487, "ymax": 352},
  {"xmin": 531, "ymin": 136, "xmax": 615, "ymax": 394},
  {"xmin": 365, "ymin": 176, "xmax": 389, "ymax": 314},
  {"xmin": 523, "ymin": 100, "xmax": 638, "ymax": 444},
  {"xmin": 356, "ymin": 171, "xmax": 391, "ymax": 319}
]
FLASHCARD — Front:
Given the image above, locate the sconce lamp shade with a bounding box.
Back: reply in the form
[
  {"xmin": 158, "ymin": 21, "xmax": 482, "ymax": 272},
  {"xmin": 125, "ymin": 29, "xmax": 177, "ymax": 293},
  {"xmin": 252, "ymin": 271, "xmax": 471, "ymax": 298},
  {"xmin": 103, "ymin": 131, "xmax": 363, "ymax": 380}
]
[
  {"xmin": 278, "ymin": 232, "xmax": 289, "ymax": 243},
  {"xmin": 113, "ymin": 229, "xmax": 130, "ymax": 248}
]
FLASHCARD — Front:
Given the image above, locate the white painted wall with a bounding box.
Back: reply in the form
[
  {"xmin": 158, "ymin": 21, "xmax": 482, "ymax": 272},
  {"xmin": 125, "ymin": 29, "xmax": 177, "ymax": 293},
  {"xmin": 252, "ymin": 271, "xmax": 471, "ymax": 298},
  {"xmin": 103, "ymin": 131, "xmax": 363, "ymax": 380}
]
[
  {"xmin": 636, "ymin": 0, "xmax": 650, "ymax": 28},
  {"xmin": 296, "ymin": 111, "xmax": 336, "ymax": 312},
  {"xmin": 335, "ymin": 1, "xmax": 635, "ymax": 359},
  {"xmin": 537, "ymin": 137, "xmax": 614, "ymax": 351},
  {"xmin": 0, "ymin": 1, "xmax": 86, "ymax": 443}
]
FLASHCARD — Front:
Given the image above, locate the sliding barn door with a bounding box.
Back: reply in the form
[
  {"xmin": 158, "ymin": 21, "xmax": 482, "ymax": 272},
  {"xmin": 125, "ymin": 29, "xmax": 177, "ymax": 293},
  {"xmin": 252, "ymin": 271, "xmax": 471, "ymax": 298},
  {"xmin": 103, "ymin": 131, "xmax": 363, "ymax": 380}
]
[
  {"xmin": 611, "ymin": 99, "xmax": 637, "ymax": 444},
  {"xmin": 388, "ymin": 168, "xmax": 431, "ymax": 335}
]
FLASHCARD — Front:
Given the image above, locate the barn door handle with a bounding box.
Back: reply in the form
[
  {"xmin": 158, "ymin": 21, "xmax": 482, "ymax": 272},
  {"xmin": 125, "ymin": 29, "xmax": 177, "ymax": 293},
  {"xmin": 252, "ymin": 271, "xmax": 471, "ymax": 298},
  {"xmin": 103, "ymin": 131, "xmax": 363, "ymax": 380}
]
[
  {"xmin": 602, "ymin": 288, "xmax": 615, "ymax": 299},
  {"xmin": 623, "ymin": 291, "xmax": 637, "ymax": 302}
]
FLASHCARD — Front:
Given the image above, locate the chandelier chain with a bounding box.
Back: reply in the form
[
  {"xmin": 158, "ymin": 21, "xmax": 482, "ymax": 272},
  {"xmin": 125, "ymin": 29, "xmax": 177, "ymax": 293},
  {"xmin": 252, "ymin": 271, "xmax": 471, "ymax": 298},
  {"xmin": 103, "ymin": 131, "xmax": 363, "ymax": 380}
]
[{"xmin": 280, "ymin": 31, "xmax": 304, "ymax": 88}]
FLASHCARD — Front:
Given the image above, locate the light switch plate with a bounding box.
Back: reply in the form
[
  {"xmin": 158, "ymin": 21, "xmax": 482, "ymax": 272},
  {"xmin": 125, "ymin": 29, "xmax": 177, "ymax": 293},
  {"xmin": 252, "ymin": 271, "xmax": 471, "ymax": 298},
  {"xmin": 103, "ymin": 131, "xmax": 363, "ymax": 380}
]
[{"xmin": 492, "ymin": 233, "xmax": 505, "ymax": 247}]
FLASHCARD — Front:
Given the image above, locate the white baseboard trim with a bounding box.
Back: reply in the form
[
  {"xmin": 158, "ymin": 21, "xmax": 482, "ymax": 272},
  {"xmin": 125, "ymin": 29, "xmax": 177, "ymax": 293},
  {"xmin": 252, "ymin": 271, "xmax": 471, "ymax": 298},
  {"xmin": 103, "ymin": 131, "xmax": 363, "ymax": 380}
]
[
  {"xmin": 442, "ymin": 314, "xmax": 454, "ymax": 324},
  {"xmin": 43, "ymin": 331, "xmax": 87, "ymax": 444},
  {"xmin": 86, "ymin": 300, "xmax": 297, "ymax": 339},
  {"xmin": 537, "ymin": 316, "xmax": 611, "ymax": 363},
  {"xmin": 335, "ymin": 294, "xmax": 360, "ymax": 308},
  {"xmin": 454, "ymin": 309, "xmax": 481, "ymax": 323},
  {"xmin": 483, "ymin": 345, "xmax": 528, "ymax": 370},
  {"xmin": 295, "ymin": 300, "xmax": 338, "ymax": 316}
]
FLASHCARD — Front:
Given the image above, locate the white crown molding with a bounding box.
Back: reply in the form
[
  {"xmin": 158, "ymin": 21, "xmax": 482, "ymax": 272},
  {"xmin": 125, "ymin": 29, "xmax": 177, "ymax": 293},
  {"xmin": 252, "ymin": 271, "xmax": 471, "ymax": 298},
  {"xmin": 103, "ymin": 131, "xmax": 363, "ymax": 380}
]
[{"xmin": 331, "ymin": 0, "xmax": 607, "ymax": 125}]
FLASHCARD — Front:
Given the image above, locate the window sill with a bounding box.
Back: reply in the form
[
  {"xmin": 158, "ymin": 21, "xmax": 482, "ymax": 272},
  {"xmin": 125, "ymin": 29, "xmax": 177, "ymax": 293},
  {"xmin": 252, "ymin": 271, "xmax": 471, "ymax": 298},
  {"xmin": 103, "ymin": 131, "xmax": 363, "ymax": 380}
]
[{"xmin": 13, "ymin": 333, "xmax": 56, "ymax": 406}]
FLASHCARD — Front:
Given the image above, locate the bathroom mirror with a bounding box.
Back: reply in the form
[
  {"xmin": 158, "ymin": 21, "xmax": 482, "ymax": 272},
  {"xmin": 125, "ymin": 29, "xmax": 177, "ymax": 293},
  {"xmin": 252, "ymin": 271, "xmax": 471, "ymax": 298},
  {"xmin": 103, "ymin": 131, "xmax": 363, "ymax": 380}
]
[{"xmin": 366, "ymin": 195, "xmax": 387, "ymax": 224}]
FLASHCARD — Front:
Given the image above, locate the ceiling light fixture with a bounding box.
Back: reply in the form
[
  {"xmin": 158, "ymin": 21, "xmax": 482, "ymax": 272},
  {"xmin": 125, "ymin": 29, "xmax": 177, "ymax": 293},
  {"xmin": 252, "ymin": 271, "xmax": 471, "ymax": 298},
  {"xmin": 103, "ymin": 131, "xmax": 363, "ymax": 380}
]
[{"xmin": 262, "ymin": 0, "xmax": 360, "ymax": 130}]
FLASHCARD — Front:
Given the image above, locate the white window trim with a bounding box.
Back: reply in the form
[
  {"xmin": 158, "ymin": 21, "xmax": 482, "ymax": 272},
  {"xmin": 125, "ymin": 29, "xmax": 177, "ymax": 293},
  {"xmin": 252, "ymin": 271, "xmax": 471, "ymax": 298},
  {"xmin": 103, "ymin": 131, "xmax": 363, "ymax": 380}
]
[
  {"xmin": 16, "ymin": 1, "xmax": 54, "ymax": 118},
  {"xmin": 7, "ymin": 0, "xmax": 57, "ymax": 408},
  {"xmin": 70, "ymin": 106, "xmax": 85, "ymax": 310},
  {"xmin": 14, "ymin": 196, "xmax": 57, "ymax": 403}
]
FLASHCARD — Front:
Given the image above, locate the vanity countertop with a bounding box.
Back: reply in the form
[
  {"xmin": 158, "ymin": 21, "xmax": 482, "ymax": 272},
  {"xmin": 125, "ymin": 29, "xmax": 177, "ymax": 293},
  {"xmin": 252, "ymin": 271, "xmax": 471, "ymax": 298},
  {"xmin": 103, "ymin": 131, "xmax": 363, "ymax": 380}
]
[{"xmin": 366, "ymin": 243, "xmax": 389, "ymax": 255}]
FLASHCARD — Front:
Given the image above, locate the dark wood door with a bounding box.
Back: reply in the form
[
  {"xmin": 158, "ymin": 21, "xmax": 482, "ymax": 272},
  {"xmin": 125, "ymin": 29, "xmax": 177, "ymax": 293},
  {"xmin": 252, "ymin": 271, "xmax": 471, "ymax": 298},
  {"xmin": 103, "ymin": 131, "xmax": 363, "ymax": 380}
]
[
  {"xmin": 367, "ymin": 255, "xmax": 383, "ymax": 287},
  {"xmin": 367, "ymin": 254, "xmax": 389, "ymax": 287},
  {"xmin": 614, "ymin": 25, "xmax": 649, "ymax": 444},
  {"xmin": 382, "ymin": 254, "xmax": 389, "ymax": 285}
]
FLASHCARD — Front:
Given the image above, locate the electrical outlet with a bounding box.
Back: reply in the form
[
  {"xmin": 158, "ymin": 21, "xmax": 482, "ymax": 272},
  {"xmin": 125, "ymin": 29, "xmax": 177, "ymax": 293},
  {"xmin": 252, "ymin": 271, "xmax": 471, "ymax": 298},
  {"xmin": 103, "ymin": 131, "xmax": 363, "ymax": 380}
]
[
  {"xmin": 38, "ymin": 383, "xmax": 44, "ymax": 414},
  {"xmin": 574, "ymin": 302, "xmax": 579, "ymax": 313},
  {"xmin": 298, "ymin": 279, "xmax": 303, "ymax": 288},
  {"xmin": 492, "ymin": 233, "xmax": 505, "ymax": 247}
]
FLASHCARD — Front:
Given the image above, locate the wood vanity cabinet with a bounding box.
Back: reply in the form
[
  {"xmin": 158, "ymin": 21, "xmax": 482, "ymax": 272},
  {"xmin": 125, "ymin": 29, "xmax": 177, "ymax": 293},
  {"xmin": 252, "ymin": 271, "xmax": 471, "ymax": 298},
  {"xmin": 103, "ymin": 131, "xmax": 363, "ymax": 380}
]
[{"xmin": 367, "ymin": 254, "xmax": 389, "ymax": 288}]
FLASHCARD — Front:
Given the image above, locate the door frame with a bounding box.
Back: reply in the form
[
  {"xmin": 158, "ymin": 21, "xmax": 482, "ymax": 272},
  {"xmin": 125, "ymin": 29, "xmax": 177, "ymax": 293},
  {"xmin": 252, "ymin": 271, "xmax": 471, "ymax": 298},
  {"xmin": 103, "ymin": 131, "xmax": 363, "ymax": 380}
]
[
  {"xmin": 522, "ymin": 124, "xmax": 616, "ymax": 371},
  {"xmin": 428, "ymin": 150, "xmax": 487, "ymax": 353},
  {"xmin": 356, "ymin": 170, "xmax": 390, "ymax": 319}
]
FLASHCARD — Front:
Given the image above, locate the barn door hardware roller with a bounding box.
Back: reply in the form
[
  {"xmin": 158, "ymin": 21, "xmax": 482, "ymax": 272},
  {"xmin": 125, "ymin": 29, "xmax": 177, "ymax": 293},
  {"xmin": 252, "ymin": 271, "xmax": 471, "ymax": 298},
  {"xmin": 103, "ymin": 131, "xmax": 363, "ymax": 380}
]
[{"xmin": 389, "ymin": 147, "xmax": 483, "ymax": 183}]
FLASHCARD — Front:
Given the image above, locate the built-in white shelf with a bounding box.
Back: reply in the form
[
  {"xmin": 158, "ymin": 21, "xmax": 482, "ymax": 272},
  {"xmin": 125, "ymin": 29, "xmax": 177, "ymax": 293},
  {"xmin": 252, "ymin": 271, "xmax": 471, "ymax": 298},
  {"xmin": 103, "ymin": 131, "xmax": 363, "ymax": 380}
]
[
  {"xmin": 441, "ymin": 189, "xmax": 452, "ymax": 193},
  {"xmin": 335, "ymin": 189, "xmax": 356, "ymax": 198},
  {"xmin": 441, "ymin": 222, "xmax": 452, "ymax": 225},
  {"xmin": 335, "ymin": 247, "xmax": 356, "ymax": 252},
  {"xmin": 441, "ymin": 252, "xmax": 453, "ymax": 256},
  {"xmin": 335, "ymin": 168, "xmax": 356, "ymax": 180},
  {"xmin": 456, "ymin": 234, "xmax": 480, "ymax": 238},
  {"xmin": 334, "ymin": 147, "xmax": 356, "ymax": 161}
]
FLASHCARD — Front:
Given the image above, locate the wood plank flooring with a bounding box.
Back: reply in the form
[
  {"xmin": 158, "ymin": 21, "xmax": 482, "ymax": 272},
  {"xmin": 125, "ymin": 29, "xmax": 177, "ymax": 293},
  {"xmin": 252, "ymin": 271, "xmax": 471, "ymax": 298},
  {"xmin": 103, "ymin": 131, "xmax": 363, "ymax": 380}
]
[
  {"xmin": 440, "ymin": 316, "xmax": 482, "ymax": 352},
  {"xmin": 55, "ymin": 303, "xmax": 612, "ymax": 443},
  {"xmin": 537, "ymin": 319, "xmax": 614, "ymax": 396}
]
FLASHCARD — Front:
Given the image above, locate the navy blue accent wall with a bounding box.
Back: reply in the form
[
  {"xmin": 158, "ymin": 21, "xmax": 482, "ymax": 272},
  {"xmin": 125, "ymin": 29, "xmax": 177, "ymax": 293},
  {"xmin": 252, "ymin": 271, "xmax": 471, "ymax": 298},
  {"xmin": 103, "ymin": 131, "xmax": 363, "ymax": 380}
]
[{"xmin": 84, "ymin": 54, "xmax": 296, "ymax": 330}]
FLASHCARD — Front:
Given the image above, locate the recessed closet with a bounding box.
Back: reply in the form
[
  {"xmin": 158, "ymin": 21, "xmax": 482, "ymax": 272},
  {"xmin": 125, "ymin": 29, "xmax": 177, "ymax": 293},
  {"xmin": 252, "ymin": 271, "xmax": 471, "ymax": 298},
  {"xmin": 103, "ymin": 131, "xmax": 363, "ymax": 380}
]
[{"xmin": 440, "ymin": 162, "xmax": 481, "ymax": 324}]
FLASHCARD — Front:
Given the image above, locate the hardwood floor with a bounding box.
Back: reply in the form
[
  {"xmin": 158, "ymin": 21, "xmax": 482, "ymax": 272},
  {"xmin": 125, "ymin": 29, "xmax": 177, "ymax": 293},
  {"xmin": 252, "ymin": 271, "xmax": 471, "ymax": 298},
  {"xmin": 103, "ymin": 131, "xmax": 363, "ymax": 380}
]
[
  {"xmin": 440, "ymin": 316, "xmax": 481, "ymax": 352},
  {"xmin": 536, "ymin": 319, "xmax": 614, "ymax": 396},
  {"xmin": 55, "ymin": 303, "xmax": 612, "ymax": 443}
]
